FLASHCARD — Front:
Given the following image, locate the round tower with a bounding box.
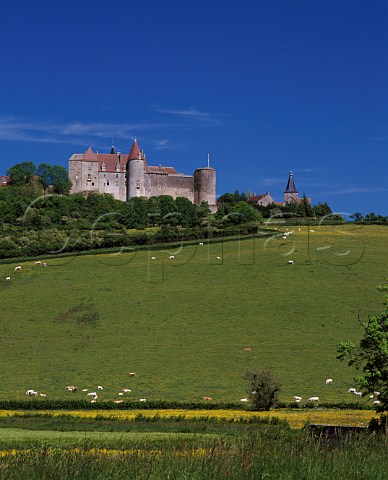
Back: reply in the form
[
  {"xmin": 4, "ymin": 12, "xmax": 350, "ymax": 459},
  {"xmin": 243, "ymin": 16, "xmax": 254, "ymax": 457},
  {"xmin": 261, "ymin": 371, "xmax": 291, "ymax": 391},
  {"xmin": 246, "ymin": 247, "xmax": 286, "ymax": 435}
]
[
  {"xmin": 126, "ymin": 139, "xmax": 146, "ymax": 199},
  {"xmin": 194, "ymin": 164, "xmax": 217, "ymax": 213}
]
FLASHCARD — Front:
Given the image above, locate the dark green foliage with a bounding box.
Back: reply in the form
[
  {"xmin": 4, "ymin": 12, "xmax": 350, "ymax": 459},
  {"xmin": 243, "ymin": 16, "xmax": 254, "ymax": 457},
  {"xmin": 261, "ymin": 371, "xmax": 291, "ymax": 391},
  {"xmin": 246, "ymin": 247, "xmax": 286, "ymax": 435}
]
[
  {"xmin": 337, "ymin": 285, "xmax": 388, "ymax": 414},
  {"xmin": 7, "ymin": 161, "xmax": 36, "ymax": 185},
  {"xmin": 244, "ymin": 368, "xmax": 281, "ymax": 411}
]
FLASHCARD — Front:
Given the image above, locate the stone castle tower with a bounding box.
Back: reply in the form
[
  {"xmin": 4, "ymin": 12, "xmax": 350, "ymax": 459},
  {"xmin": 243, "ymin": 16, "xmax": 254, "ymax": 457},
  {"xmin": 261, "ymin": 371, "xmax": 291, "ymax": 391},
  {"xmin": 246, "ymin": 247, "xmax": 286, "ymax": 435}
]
[{"xmin": 69, "ymin": 139, "xmax": 217, "ymax": 212}]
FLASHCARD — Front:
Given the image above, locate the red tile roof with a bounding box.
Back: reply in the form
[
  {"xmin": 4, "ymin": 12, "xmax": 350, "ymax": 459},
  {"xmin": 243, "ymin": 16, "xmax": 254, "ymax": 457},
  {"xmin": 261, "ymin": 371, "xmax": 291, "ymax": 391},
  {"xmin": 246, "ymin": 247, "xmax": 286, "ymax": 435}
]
[
  {"xmin": 128, "ymin": 139, "xmax": 141, "ymax": 160},
  {"xmin": 0, "ymin": 175, "xmax": 9, "ymax": 186},
  {"xmin": 84, "ymin": 147, "xmax": 98, "ymax": 161}
]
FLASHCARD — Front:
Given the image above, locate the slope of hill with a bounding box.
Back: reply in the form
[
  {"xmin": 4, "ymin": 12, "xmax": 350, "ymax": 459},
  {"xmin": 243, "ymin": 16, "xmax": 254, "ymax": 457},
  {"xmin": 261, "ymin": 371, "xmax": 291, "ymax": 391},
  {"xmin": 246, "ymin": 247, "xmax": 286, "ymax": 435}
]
[{"xmin": 0, "ymin": 225, "xmax": 386, "ymax": 404}]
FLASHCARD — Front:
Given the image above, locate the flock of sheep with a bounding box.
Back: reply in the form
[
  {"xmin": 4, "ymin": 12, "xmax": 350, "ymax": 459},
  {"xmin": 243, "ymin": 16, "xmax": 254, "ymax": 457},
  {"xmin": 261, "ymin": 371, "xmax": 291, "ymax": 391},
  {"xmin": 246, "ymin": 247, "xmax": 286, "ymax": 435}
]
[
  {"xmin": 26, "ymin": 372, "xmax": 147, "ymax": 403},
  {"xmin": 291, "ymin": 378, "xmax": 381, "ymax": 405},
  {"xmin": 3, "ymin": 260, "xmax": 47, "ymax": 282}
]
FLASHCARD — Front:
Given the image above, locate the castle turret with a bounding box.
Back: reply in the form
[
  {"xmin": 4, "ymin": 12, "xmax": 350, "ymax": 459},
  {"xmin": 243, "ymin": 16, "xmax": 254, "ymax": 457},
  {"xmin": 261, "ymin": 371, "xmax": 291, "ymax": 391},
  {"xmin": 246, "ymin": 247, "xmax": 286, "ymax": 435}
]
[
  {"xmin": 126, "ymin": 139, "xmax": 146, "ymax": 199},
  {"xmin": 284, "ymin": 170, "xmax": 298, "ymax": 203},
  {"xmin": 194, "ymin": 155, "xmax": 216, "ymax": 212}
]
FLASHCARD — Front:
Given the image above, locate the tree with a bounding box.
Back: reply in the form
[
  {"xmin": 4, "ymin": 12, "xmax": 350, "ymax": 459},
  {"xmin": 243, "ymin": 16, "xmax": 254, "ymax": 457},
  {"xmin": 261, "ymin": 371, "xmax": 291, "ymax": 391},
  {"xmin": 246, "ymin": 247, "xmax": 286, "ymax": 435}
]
[
  {"xmin": 337, "ymin": 285, "xmax": 388, "ymax": 418},
  {"xmin": 51, "ymin": 165, "xmax": 72, "ymax": 194},
  {"xmin": 36, "ymin": 163, "xmax": 54, "ymax": 195},
  {"xmin": 244, "ymin": 367, "xmax": 281, "ymax": 411},
  {"xmin": 7, "ymin": 162, "xmax": 36, "ymax": 185}
]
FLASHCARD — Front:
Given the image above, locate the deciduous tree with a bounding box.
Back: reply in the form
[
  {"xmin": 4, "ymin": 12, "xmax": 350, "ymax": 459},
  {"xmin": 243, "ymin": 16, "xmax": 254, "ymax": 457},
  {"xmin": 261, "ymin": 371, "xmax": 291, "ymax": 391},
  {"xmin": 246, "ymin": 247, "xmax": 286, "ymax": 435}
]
[
  {"xmin": 244, "ymin": 367, "xmax": 281, "ymax": 411},
  {"xmin": 337, "ymin": 285, "xmax": 388, "ymax": 417}
]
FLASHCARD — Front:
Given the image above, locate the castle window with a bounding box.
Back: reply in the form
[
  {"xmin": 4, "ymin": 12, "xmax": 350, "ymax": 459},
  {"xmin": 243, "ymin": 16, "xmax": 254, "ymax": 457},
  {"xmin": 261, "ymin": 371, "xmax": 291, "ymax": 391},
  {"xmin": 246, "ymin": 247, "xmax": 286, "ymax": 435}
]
[
  {"xmin": 116, "ymin": 173, "xmax": 119, "ymax": 178},
  {"xmin": 102, "ymin": 163, "xmax": 106, "ymax": 171},
  {"xmin": 87, "ymin": 174, "xmax": 91, "ymax": 182},
  {"xmin": 116, "ymin": 163, "xmax": 120, "ymax": 171},
  {"xmin": 92, "ymin": 182, "xmax": 95, "ymax": 186},
  {"xmin": 136, "ymin": 180, "xmax": 140, "ymax": 189},
  {"xmin": 107, "ymin": 180, "xmax": 110, "ymax": 186}
]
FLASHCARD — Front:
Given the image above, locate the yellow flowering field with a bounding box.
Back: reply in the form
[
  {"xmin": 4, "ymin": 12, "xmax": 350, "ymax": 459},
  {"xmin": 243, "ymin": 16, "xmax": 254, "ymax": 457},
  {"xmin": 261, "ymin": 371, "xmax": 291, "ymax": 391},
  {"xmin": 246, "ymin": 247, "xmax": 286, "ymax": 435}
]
[{"xmin": 0, "ymin": 409, "xmax": 376, "ymax": 428}]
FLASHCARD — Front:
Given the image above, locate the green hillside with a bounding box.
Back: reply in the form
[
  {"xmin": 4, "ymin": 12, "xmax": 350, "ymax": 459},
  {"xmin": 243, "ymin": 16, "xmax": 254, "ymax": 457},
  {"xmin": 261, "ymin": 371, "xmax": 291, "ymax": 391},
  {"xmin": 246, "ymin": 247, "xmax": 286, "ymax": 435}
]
[{"xmin": 0, "ymin": 225, "xmax": 386, "ymax": 404}]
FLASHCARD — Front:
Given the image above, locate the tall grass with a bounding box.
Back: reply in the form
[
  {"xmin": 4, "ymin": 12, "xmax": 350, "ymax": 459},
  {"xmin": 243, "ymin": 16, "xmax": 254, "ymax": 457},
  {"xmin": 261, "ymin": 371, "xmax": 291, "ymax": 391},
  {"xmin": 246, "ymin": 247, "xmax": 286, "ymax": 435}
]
[{"xmin": 0, "ymin": 429, "xmax": 386, "ymax": 480}]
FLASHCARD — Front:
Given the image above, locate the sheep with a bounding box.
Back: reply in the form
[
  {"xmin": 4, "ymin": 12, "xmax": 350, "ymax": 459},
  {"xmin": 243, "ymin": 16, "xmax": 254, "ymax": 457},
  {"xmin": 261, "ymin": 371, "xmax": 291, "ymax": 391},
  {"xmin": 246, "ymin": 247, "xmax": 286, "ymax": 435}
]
[
  {"xmin": 118, "ymin": 392, "xmax": 124, "ymax": 396},
  {"xmin": 35, "ymin": 261, "xmax": 41, "ymax": 265},
  {"xmin": 15, "ymin": 266, "xmax": 21, "ymax": 271},
  {"xmin": 310, "ymin": 229, "xmax": 315, "ymax": 232},
  {"xmin": 216, "ymin": 256, "xmax": 221, "ymax": 260},
  {"xmin": 240, "ymin": 398, "xmax": 249, "ymax": 402},
  {"xmin": 26, "ymin": 389, "xmax": 38, "ymax": 396},
  {"xmin": 40, "ymin": 393, "xmax": 46, "ymax": 398},
  {"xmin": 348, "ymin": 388, "xmax": 356, "ymax": 393},
  {"xmin": 87, "ymin": 392, "xmax": 97, "ymax": 397},
  {"xmin": 294, "ymin": 396, "xmax": 302, "ymax": 401},
  {"xmin": 308, "ymin": 396, "xmax": 319, "ymax": 402},
  {"xmin": 91, "ymin": 400, "xmax": 97, "ymax": 403},
  {"xmin": 374, "ymin": 391, "xmax": 380, "ymax": 396},
  {"xmin": 43, "ymin": 263, "xmax": 47, "ymax": 267},
  {"xmin": 151, "ymin": 257, "xmax": 156, "ymax": 260},
  {"xmin": 325, "ymin": 378, "xmax": 333, "ymax": 385},
  {"xmin": 169, "ymin": 255, "xmax": 175, "ymax": 260},
  {"xmin": 82, "ymin": 389, "xmax": 88, "ymax": 392},
  {"xmin": 65, "ymin": 386, "xmax": 78, "ymax": 392},
  {"xmin": 5, "ymin": 277, "xmax": 10, "ymax": 281},
  {"xmin": 373, "ymin": 400, "xmax": 381, "ymax": 405},
  {"xmin": 128, "ymin": 372, "xmax": 137, "ymax": 377},
  {"xmin": 282, "ymin": 236, "xmax": 287, "ymax": 239},
  {"xmin": 355, "ymin": 391, "xmax": 362, "ymax": 396},
  {"xmin": 288, "ymin": 260, "xmax": 294, "ymax": 265},
  {"xmin": 122, "ymin": 389, "xmax": 132, "ymax": 393},
  {"xmin": 139, "ymin": 398, "xmax": 147, "ymax": 402},
  {"xmin": 97, "ymin": 386, "xmax": 103, "ymax": 390},
  {"xmin": 114, "ymin": 400, "xmax": 123, "ymax": 404},
  {"xmin": 199, "ymin": 242, "xmax": 204, "ymax": 246},
  {"xmin": 202, "ymin": 396, "xmax": 212, "ymax": 401}
]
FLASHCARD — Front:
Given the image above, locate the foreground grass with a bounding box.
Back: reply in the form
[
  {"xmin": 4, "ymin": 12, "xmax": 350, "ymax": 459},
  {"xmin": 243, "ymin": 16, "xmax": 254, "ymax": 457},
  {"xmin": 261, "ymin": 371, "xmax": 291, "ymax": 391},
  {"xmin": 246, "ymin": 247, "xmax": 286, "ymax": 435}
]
[{"xmin": 0, "ymin": 428, "xmax": 387, "ymax": 480}]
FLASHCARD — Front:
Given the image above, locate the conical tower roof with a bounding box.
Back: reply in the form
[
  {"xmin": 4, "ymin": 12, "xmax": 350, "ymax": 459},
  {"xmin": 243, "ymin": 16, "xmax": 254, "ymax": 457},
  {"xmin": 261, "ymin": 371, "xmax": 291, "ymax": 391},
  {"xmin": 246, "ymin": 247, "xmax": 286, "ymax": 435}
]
[
  {"xmin": 128, "ymin": 138, "xmax": 141, "ymax": 160},
  {"xmin": 284, "ymin": 170, "xmax": 297, "ymax": 193}
]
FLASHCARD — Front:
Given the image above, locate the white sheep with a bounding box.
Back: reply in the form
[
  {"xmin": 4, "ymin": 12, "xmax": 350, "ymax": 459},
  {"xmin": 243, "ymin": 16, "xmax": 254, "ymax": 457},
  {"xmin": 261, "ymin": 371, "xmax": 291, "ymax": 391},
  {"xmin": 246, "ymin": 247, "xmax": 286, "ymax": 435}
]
[
  {"xmin": 288, "ymin": 260, "xmax": 294, "ymax": 265},
  {"xmin": 325, "ymin": 378, "xmax": 333, "ymax": 385},
  {"xmin": 5, "ymin": 277, "xmax": 10, "ymax": 281},
  {"xmin": 15, "ymin": 266, "xmax": 21, "ymax": 271},
  {"xmin": 169, "ymin": 255, "xmax": 175, "ymax": 260},
  {"xmin": 199, "ymin": 242, "xmax": 204, "ymax": 246}
]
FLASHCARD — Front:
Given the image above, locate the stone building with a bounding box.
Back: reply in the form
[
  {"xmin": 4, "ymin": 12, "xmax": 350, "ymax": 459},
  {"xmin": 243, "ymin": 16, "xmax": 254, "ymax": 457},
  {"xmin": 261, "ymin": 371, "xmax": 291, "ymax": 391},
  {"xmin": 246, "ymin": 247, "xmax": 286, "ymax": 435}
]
[
  {"xmin": 68, "ymin": 139, "xmax": 217, "ymax": 212},
  {"xmin": 248, "ymin": 170, "xmax": 311, "ymax": 206}
]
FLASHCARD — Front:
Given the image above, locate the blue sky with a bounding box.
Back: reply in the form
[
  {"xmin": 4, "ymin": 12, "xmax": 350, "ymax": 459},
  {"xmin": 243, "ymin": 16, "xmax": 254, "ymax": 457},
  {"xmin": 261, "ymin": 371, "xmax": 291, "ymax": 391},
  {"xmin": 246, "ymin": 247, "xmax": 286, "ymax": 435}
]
[{"xmin": 0, "ymin": 0, "xmax": 387, "ymax": 215}]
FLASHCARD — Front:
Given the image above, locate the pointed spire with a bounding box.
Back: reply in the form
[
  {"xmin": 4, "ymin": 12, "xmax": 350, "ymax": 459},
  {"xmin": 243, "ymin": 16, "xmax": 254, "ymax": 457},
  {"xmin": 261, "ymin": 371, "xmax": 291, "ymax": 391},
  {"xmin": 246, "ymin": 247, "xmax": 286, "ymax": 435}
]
[
  {"xmin": 284, "ymin": 170, "xmax": 297, "ymax": 193},
  {"xmin": 110, "ymin": 145, "xmax": 115, "ymax": 154},
  {"xmin": 128, "ymin": 138, "xmax": 141, "ymax": 160}
]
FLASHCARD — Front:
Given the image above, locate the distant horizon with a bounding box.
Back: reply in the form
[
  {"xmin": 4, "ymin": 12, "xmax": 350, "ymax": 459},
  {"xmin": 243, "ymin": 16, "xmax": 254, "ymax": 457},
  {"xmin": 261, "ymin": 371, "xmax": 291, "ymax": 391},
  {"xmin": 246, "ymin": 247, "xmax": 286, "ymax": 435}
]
[{"xmin": 1, "ymin": 1, "xmax": 387, "ymax": 216}]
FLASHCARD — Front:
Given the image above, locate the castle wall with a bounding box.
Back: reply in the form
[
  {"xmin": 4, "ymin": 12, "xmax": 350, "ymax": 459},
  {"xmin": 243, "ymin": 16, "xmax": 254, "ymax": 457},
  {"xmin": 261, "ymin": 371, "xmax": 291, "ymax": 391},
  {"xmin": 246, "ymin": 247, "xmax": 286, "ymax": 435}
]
[
  {"xmin": 145, "ymin": 174, "xmax": 195, "ymax": 202},
  {"xmin": 98, "ymin": 171, "xmax": 126, "ymax": 202},
  {"xmin": 69, "ymin": 158, "xmax": 100, "ymax": 194}
]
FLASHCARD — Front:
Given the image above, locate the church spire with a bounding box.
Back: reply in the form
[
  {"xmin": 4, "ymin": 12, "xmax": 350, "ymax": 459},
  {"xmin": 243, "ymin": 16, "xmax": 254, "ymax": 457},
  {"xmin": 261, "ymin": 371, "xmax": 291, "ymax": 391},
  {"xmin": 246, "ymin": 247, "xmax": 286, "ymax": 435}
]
[{"xmin": 284, "ymin": 170, "xmax": 297, "ymax": 193}]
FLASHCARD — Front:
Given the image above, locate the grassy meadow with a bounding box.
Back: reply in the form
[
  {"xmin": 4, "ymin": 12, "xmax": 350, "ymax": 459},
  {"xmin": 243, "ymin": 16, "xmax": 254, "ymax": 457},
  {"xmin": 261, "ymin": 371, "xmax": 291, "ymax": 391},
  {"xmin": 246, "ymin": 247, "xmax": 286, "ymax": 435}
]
[{"xmin": 0, "ymin": 224, "xmax": 386, "ymax": 404}]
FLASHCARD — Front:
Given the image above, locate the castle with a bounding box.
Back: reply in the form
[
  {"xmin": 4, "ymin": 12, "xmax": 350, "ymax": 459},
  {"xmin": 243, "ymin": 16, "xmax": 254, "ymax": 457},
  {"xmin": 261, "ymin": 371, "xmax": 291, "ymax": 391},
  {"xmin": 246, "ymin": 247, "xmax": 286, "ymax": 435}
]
[
  {"xmin": 68, "ymin": 139, "xmax": 217, "ymax": 212},
  {"xmin": 248, "ymin": 170, "xmax": 311, "ymax": 207}
]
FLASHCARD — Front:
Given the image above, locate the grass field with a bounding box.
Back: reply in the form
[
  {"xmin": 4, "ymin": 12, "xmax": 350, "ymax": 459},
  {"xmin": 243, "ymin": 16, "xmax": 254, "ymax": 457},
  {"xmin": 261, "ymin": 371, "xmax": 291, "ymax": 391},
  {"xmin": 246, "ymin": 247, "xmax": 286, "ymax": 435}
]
[{"xmin": 0, "ymin": 224, "xmax": 386, "ymax": 403}]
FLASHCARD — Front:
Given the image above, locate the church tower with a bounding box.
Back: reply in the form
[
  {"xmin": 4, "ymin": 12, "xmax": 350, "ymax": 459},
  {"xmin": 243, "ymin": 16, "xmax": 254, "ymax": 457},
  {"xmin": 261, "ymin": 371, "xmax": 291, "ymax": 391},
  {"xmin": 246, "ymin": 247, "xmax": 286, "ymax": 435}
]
[
  {"xmin": 283, "ymin": 170, "xmax": 299, "ymax": 203},
  {"xmin": 126, "ymin": 139, "xmax": 146, "ymax": 199}
]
